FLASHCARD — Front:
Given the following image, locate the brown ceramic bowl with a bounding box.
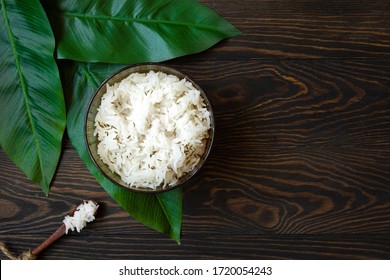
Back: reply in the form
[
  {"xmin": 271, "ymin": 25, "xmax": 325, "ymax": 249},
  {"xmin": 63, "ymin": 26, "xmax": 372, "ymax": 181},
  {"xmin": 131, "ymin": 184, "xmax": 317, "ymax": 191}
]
[{"xmin": 85, "ymin": 63, "xmax": 214, "ymax": 193}]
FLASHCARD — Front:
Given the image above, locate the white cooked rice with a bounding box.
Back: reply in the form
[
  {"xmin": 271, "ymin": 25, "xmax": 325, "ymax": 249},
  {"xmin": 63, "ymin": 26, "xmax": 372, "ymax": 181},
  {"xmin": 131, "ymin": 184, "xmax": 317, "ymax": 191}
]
[
  {"xmin": 94, "ymin": 70, "xmax": 211, "ymax": 190},
  {"xmin": 63, "ymin": 200, "xmax": 99, "ymax": 234}
]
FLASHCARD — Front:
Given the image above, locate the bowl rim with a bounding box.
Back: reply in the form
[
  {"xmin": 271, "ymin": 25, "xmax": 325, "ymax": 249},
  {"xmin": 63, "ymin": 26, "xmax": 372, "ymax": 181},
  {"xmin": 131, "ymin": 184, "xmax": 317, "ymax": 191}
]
[{"xmin": 84, "ymin": 62, "xmax": 215, "ymax": 194}]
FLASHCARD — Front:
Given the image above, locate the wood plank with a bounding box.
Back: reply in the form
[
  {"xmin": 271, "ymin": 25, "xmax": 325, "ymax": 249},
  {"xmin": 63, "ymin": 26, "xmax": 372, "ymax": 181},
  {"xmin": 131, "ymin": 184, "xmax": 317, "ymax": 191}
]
[
  {"xmin": 195, "ymin": 0, "xmax": 390, "ymax": 59},
  {"xmin": 0, "ymin": 234, "xmax": 388, "ymax": 259},
  {"xmin": 201, "ymin": 0, "xmax": 390, "ymax": 16},
  {"xmin": 178, "ymin": 59, "xmax": 390, "ymax": 235}
]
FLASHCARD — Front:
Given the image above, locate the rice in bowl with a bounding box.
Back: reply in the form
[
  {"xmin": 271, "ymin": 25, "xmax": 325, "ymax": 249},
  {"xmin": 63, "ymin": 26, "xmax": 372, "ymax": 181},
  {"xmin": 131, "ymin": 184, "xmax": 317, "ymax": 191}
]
[{"xmin": 93, "ymin": 70, "xmax": 211, "ymax": 190}]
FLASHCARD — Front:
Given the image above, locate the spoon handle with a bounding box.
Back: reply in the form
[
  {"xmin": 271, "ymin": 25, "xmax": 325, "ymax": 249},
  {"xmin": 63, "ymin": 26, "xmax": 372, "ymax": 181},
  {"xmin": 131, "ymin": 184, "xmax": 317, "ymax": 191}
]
[{"xmin": 31, "ymin": 224, "xmax": 66, "ymax": 256}]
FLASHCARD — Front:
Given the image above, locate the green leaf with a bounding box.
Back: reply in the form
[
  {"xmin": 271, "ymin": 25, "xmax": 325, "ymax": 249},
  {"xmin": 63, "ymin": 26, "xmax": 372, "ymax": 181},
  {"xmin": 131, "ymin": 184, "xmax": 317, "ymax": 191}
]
[
  {"xmin": 0, "ymin": 0, "xmax": 66, "ymax": 195},
  {"xmin": 42, "ymin": 0, "xmax": 241, "ymax": 63},
  {"xmin": 66, "ymin": 62, "xmax": 182, "ymax": 242}
]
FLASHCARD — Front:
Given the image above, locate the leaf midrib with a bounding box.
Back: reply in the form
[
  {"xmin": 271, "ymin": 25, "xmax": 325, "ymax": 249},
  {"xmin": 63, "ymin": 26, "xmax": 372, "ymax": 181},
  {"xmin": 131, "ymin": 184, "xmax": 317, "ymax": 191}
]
[
  {"xmin": 57, "ymin": 11, "xmax": 224, "ymax": 32},
  {"xmin": 1, "ymin": 0, "xmax": 45, "ymax": 184},
  {"xmin": 157, "ymin": 195, "xmax": 176, "ymax": 237},
  {"xmin": 79, "ymin": 63, "xmax": 100, "ymax": 89}
]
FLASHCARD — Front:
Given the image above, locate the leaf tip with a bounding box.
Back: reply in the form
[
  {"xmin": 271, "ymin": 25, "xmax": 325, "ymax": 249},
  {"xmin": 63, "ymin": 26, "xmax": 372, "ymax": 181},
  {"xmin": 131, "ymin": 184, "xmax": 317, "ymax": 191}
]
[{"xmin": 42, "ymin": 187, "xmax": 50, "ymax": 197}]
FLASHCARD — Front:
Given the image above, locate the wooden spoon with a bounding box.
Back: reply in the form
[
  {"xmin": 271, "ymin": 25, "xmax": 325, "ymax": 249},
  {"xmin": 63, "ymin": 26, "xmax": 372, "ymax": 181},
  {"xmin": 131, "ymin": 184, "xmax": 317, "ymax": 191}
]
[{"xmin": 30, "ymin": 200, "xmax": 99, "ymax": 257}]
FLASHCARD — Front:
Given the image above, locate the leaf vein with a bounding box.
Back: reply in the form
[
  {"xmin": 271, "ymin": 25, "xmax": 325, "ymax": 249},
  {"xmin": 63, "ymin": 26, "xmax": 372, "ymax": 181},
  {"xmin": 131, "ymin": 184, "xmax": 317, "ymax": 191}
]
[
  {"xmin": 59, "ymin": 11, "xmax": 224, "ymax": 33},
  {"xmin": 1, "ymin": 0, "xmax": 45, "ymax": 183},
  {"xmin": 79, "ymin": 63, "xmax": 100, "ymax": 89}
]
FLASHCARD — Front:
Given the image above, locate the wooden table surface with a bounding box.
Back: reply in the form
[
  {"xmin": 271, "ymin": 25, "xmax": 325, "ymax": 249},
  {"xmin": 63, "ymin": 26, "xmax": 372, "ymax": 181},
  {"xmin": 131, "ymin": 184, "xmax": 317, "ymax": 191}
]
[{"xmin": 1, "ymin": 0, "xmax": 389, "ymax": 259}]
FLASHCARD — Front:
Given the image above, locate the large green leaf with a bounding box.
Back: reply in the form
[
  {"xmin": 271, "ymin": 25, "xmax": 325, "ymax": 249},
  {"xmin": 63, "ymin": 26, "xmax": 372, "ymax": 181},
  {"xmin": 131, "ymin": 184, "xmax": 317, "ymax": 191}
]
[
  {"xmin": 42, "ymin": 0, "xmax": 241, "ymax": 63},
  {"xmin": 0, "ymin": 0, "xmax": 66, "ymax": 195},
  {"xmin": 66, "ymin": 62, "xmax": 182, "ymax": 242}
]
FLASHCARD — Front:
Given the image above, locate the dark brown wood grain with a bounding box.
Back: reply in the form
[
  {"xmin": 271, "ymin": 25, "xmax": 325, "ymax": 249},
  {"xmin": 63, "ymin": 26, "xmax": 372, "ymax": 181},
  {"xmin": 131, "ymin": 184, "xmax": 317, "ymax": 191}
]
[
  {"xmin": 1, "ymin": 0, "xmax": 389, "ymax": 259},
  {"xmin": 197, "ymin": 1, "xmax": 390, "ymax": 59},
  {"xmin": 1, "ymin": 233, "xmax": 388, "ymax": 259}
]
